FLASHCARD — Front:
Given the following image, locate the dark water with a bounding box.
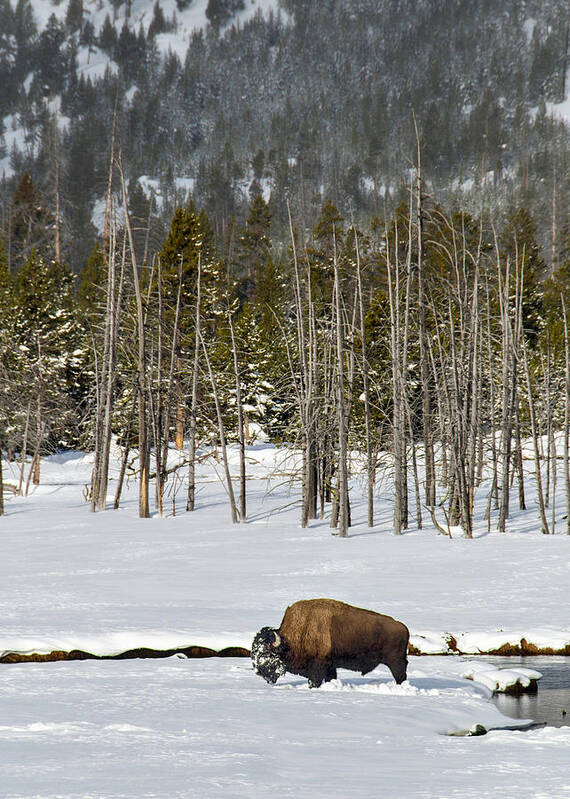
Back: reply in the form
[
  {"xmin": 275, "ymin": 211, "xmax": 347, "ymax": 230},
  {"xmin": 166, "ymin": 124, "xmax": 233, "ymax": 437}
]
[{"xmin": 485, "ymin": 656, "xmax": 570, "ymax": 728}]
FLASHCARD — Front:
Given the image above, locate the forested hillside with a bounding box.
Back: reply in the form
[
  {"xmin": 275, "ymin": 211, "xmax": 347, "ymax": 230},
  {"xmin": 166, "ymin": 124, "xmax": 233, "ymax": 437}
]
[
  {"xmin": 0, "ymin": 0, "xmax": 568, "ymax": 265},
  {"xmin": 0, "ymin": 0, "xmax": 569, "ymax": 537}
]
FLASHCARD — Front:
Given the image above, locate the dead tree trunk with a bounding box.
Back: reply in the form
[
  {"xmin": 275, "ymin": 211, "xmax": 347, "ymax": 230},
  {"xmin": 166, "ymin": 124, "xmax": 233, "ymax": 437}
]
[
  {"xmin": 288, "ymin": 203, "xmax": 315, "ymax": 528},
  {"xmin": 120, "ymin": 156, "xmax": 149, "ymax": 518},
  {"xmin": 333, "ymin": 235, "xmax": 349, "ymax": 537},
  {"xmin": 17, "ymin": 400, "xmax": 31, "ymax": 495},
  {"xmin": 187, "ymin": 255, "xmax": 202, "ymax": 512},
  {"xmin": 562, "ymin": 299, "xmax": 570, "ymax": 535},
  {"xmin": 497, "ymin": 250, "xmax": 514, "ymax": 532},
  {"xmin": 0, "ymin": 440, "xmax": 4, "ymax": 516},
  {"xmin": 199, "ymin": 331, "xmax": 239, "ymax": 524},
  {"xmin": 228, "ymin": 309, "xmax": 247, "ymax": 522},
  {"xmin": 354, "ymin": 222, "xmax": 374, "ymax": 527},
  {"xmin": 413, "ymin": 115, "xmax": 435, "ymax": 509},
  {"xmin": 95, "ymin": 212, "xmax": 124, "ymax": 511},
  {"xmin": 522, "ymin": 342, "xmax": 550, "ymax": 534},
  {"xmin": 386, "ymin": 222, "xmax": 408, "ymax": 534}
]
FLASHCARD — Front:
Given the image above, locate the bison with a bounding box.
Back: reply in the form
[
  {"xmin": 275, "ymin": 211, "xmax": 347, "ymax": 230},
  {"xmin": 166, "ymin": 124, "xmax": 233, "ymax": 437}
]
[{"xmin": 251, "ymin": 598, "xmax": 409, "ymax": 688}]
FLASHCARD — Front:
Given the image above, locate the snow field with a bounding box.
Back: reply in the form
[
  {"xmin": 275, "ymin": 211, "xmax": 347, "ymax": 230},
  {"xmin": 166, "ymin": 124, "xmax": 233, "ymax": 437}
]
[
  {"xmin": 0, "ymin": 446, "xmax": 569, "ymax": 797},
  {"xmin": 1, "ymin": 656, "xmax": 569, "ymax": 799}
]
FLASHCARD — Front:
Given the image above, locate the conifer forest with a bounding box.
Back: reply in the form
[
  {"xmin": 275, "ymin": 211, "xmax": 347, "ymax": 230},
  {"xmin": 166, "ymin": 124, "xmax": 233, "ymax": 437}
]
[{"xmin": 0, "ymin": 0, "xmax": 569, "ymax": 536}]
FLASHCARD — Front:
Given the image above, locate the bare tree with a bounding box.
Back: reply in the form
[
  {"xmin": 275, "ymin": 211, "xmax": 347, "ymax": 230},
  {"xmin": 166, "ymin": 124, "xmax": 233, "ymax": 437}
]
[
  {"xmin": 562, "ymin": 298, "xmax": 570, "ymax": 535},
  {"xmin": 187, "ymin": 255, "xmax": 202, "ymax": 512},
  {"xmin": 496, "ymin": 239, "xmax": 521, "ymax": 533},
  {"xmin": 91, "ymin": 205, "xmax": 125, "ymax": 511},
  {"xmin": 413, "ymin": 115, "xmax": 436, "ymax": 509},
  {"xmin": 228, "ymin": 307, "xmax": 247, "ymax": 522},
  {"xmin": 522, "ymin": 340, "xmax": 550, "ymax": 535},
  {"xmin": 119, "ymin": 156, "xmax": 150, "ymax": 518},
  {"xmin": 0, "ymin": 438, "xmax": 4, "ymax": 516},
  {"xmin": 287, "ymin": 203, "xmax": 317, "ymax": 527},
  {"xmin": 353, "ymin": 222, "xmax": 375, "ymax": 527},
  {"xmin": 385, "ymin": 219, "xmax": 408, "ymax": 534},
  {"xmin": 333, "ymin": 232, "xmax": 349, "ymax": 537},
  {"xmin": 199, "ymin": 329, "xmax": 238, "ymax": 524}
]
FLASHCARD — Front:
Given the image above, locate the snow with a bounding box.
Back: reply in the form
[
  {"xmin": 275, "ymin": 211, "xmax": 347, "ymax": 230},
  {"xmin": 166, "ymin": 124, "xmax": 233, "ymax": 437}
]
[
  {"xmin": 31, "ymin": 0, "xmax": 285, "ymax": 38},
  {"xmin": 3, "ymin": 657, "xmax": 567, "ymax": 799},
  {"xmin": 0, "ymin": 445, "xmax": 569, "ymax": 796},
  {"xmin": 91, "ymin": 196, "xmax": 126, "ymax": 233},
  {"xmin": 76, "ymin": 45, "xmax": 118, "ymax": 83},
  {"xmin": 546, "ymin": 82, "xmax": 570, "ymax": 124},
  {"xmin": 523, "ymin": 18, "xmax": 537, "ymax": 43},
  {"xmin": 0, "ymin": 114, "xmax": 23, "ymax": 179},
  {"xmin": 461, "ymin": 661, "xmax": 543, "ymax": 693}
]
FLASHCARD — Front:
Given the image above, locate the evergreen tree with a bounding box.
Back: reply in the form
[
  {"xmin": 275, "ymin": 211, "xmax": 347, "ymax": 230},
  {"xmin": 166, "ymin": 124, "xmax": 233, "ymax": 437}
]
[
  {"xmin": 98, "ymin": 14, "xmax": 117, "ymax": 53},
  {"xmin": 159, "ymin": 202, "xmax": 206, "ymax": 310},
  {"xmin": 77, "ymin": 244, "xmax": 106, "ymax": 328},
  {"xmin": 79, "ymin": 19, "xmax": 95, "ymax": 50},
  {"xmin": 65, "ymin": 0, "xmax": 83, "ymax": 34},
  {"xmin": 249, "ymin": 256, "xmax": 292, "ymax": 439},
  {"xmin": 308, "ymin": 199, "xmax": 344, "ymax": 305},
  {"xmin": 206, "ymin": 0, "xmax": 245, "ymax": 28},
  {"xmin": 8, "ymin": 173, "xmax": 54, "ymax": 271},
  {"xmin": 14, "ymin": 254, "xmax": 85, "ymax": 451},
  {"xmin": 148, "ymin": 2, "xmax": 168, "ymax": 38},
  {"xmin": 501, "ymin": 207, "xmax": 546, "ymax": 344},
  {"xmin": 0, "ymin": 237, "xmax": 21, "ymax": 457},
  {"xmin": 35, "ymin": 14, "xmax": 68, "ymax": 95},
  {"xmin": 0, "ymin": 0, "xmax": 17, "ymax": 110},
  {"xmin": 237, "ymin": 193, "xmax": 272, "ymax": 302},
  {"xmin": 13, "ymin": 0, "xmax": 36, "ymax": 80}
]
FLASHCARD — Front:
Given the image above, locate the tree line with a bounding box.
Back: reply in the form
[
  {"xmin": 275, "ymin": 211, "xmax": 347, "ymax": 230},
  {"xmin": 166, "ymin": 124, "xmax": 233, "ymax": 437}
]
[{"xmin": 0, "ymin": 144, "xmax": 569, "ymax": 536}]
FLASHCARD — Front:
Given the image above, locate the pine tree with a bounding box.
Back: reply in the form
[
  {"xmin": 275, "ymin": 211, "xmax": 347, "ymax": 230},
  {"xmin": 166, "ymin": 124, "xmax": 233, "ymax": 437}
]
[
  {"xmin": 0, "ymin": 238, "xmax": 15, "ymax": 487},
  {"xmin": 148, "ymin": 2, "xmax": 168, "ymax": 38},
  {"xmin": 77, "ymin": 244, "xmax": 106, "ymax": 328},
  {"xmin": 35, "ymin": 14, "xmax": 68, "ymax": 95},
  {"xmin": 0, "ymin": 1, "xmax": 17, "ymax": 110},
  {"xmin": 98, "ymin": 14, "xmax": 117, "ymax": 53},
  {"xmin": 8, "ymin": 173, "xmax": 54, "ymax": 272},
  {"xmin": 309, "ymin": 199, "xmax": 345, "ymax": 305},
  {"xmin": 159, "ymin": 202, "xmax": 207, "ymax": 311},
  {"xmin": 14, "ymin": 254, "xmax": 85, "ymax": 459},
  {"xmin": 13, "ymin": 0, "xmax": 36, "ymax": 80},
  {"xmin": 0, "ymin": 237, "xmax": 15, "ymax": 426},
  {"xmin": 237, "ymin": 193, "xmax": 272, "ymax": 302},
  {"xmin": 501, "ymin": 207, "xmax": 546, "ymax": 345},
  {"xmin": 65, "ymin": 0, "xmax": 83, "ymax": 34},
  {"xmin": 206, "ymin": 0, "xmax": 245, "ymax": 28}
]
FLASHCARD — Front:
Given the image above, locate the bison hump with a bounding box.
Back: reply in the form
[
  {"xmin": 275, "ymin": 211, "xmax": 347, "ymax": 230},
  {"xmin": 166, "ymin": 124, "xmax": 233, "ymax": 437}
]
[{"xmin": 279, "ymin": 600, "xmax": 336, "ymax": 663}]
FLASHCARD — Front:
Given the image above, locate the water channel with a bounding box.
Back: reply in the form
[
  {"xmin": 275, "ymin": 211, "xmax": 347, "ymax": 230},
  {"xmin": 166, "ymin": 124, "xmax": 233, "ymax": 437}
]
[{"xmin": 484, "ymin": 656, "xmax": 570, "ymax": 728}]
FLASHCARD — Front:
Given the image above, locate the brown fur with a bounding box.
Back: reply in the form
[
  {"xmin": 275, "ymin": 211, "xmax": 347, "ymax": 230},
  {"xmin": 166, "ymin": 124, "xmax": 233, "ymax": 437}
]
[{"xmin": 275, "ymin": 598, "xmax": 409, "ymax": 687}]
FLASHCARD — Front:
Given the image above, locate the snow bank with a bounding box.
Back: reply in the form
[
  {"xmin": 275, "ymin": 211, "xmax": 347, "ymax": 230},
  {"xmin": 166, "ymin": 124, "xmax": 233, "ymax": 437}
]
[{"xmin": 461, "ymin": 660, "xmax": 542, "ymax": 693}]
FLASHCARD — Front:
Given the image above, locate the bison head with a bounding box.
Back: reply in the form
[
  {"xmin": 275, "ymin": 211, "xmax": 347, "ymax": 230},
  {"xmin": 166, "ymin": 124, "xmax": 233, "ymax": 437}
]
[{"xmin": 251, "ymin": 627, "xmax": 287, "ymax": 684}]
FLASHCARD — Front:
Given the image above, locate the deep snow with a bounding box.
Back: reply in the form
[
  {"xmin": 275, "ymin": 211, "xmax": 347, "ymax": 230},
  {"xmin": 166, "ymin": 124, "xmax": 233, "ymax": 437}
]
[{"xmin": 0, "ymin": 445, "xmax": 569, "ymax": 798}]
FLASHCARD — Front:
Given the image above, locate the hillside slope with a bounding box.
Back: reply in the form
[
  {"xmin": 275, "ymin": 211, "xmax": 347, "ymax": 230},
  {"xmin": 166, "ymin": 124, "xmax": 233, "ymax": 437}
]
[{"xmin": 0, "ymin": 0, "xmax": 568, "ymax": 268}]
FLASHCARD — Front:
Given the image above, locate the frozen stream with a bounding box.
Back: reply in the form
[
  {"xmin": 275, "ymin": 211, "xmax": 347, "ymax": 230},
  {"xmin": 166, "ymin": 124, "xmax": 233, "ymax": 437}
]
[{"xmin": 489, "ymin": 657, "xmax": 570, "ymax": 728}]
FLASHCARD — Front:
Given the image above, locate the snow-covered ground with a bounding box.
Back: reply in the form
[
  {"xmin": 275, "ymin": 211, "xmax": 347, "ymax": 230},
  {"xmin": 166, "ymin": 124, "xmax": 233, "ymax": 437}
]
[
  {"xmin": 32, "ymin": 0, "xmax": 284, "ymax": 38},
  {"xmin": 0, "ymin": 446, "xmax": 569, "ymax": 797}
]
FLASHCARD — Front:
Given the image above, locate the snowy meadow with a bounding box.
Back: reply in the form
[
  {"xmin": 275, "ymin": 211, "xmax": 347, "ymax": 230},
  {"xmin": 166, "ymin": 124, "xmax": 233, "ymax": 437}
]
[{"xmin": 0, "ymin": 445, "xmax": 569, "ymax": 798}]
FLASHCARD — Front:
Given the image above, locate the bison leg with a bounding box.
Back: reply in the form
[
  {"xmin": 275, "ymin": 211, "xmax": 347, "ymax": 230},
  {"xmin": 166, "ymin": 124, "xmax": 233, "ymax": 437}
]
[
  {"xmin": 386, "ymin": 657, "xmax": 408, "ymax": 684},
  {"xmin": 306, "ymin": 662, "xmax": 331, "ymax": 688},
  {"xmin": 324, "ymin": 665, "xmax": 337, "ymax": 683}
]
